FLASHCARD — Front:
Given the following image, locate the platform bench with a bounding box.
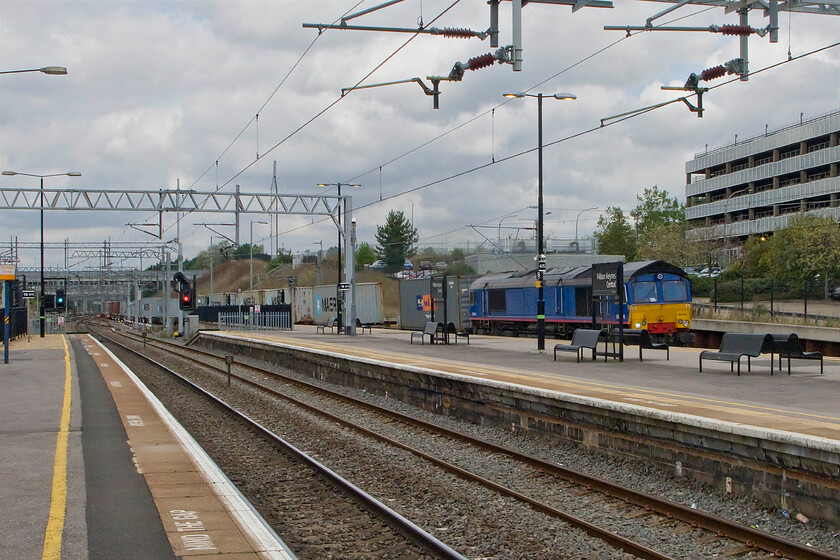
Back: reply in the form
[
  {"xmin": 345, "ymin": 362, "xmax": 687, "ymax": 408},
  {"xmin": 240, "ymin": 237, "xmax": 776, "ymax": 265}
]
[
  {"xmin": 699, "ymin": 332, "xmax": 770, "ymax": 375},
  {"xmin": 610, "ymin": 329, "xmax": 669, "ymax": 361},
  {"xmin": 772, "ymin": 334, "xmax": 823, "ymax": 375},
  {"xmin": 355, "ymin": 318, "xmax": 372, "ymax": 334},
  {"xmin": 554, "ymin": 329, "xmax": 604, "ymax": 362},
  {"xmin": 316, "ymin": 317, "xmax": 337, "ymax": 334},
  {"xmin": 446, "ymin": 322, "xmax": 470, "ymax": 344},
  {"xmin": 411, "ymin": 321, "xmax": 441, "ymax": 345}
]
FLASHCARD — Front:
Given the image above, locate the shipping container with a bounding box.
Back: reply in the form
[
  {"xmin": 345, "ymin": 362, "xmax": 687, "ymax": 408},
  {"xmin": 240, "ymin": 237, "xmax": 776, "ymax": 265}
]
[
  {"xmin": 312, "ymin": 282, "xmax": 383, "ymax": 326},
  {"xmin": 106, "ymin": 301, "xmax": 122, "ymax": 317},
  {"xmin": 399, "ymin": 276, "xmax": 472, "ymax": 331},
  {"xmin": 126, "ymin": 297, "xmax": 182, "ymax": 322},
  {"xmin": 293, "ymin": 286, "xmax": 314, "ymax": 324}
]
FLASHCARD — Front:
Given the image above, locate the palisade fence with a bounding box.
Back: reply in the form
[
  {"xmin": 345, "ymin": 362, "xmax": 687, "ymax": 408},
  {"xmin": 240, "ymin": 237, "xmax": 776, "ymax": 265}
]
[
  {"xmin": 218, "ymin": 311, "xmax": 291, "ymax": 331},
  {"xmin": 2, "ymin": 307, "xmax": 29, "ymax": 338},
  {"xmin": 692, "ymin": 276, "xmax": 837, "ymax": 322},
  {"xmin": 28, "ymin": 313, "xmax": 65, "ymax": 335}
]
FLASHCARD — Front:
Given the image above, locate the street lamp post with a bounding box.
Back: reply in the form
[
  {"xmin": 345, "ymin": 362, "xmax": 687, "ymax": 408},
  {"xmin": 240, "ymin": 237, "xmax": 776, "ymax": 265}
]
[
  {"xmin": 313, "ymin": 240, "xmax": 324, "ymax": 286},
  {"xmin": 0, "ymin": 66, "xmax": 68, "ymax": 76},
  {"xmin": 317, "ymin": 183, "xmax": 360, "ymax": 332},
  {"xmin": 574, "ymin": 207, "xmax": 599, "ymax": 253},
  {"xmin": 249, "ymin": 221, "xmax": 268, "ymax": 293},
  {"xmin": 503, "ymin": 92, "xmax": 576, "ymax": 351},
  {"xmin": 497, "ymin": 214, "xmax": 518, "ymax": 253},
  {"xmin": 2, "ymin": 170, "xmax": 81, "ymax": 337}
]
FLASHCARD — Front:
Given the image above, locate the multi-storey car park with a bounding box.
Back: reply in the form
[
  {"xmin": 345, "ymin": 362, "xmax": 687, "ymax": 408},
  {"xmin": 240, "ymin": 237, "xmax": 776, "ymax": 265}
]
[{"xmin": 685, "ymin": 110, "xmax": 840, "ymax": 258}]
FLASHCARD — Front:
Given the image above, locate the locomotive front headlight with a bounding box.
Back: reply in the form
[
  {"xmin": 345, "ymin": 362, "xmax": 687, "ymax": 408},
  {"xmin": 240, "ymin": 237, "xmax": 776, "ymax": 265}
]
[
  {"xmin": 634, "ymin": 322, "xmax": 641, "ymax": 328},
  {"xmin": 684, "ymin": 320, "xmax": 689, "ymax": 328},
  {"xmin": 678, "ymin": 319, "xmax": 683, "ymax": 325}
]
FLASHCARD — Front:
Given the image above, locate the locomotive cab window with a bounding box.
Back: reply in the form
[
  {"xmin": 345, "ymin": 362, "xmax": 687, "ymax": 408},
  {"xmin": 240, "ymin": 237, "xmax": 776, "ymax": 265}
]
[
  {"xmin": 632, "ymin": 281, "xmax": 657, "ymax": 302},
  {"xmin": 662, "ymin": 280, "xmax": 688, "ymax": 302},
  {"xmin": 488, "ymin": 290, "xmax": 507, "ymax": 313}
]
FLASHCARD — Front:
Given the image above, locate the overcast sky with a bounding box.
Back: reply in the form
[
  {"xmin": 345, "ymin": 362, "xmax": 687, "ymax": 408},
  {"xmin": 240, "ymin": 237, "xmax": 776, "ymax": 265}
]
[{"xmin": 1, "ymin": 0, "xmax": 838, "ymax": 269}]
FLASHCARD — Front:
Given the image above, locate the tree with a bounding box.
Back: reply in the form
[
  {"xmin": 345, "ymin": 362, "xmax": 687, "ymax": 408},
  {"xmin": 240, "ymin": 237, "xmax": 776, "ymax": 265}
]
[
  {"xmin": 771, "ymin": 214, "xmax": 840, "ymax": 285},
  {"xmin": 355, "ymin": 242, "xmax": 377, "ymax": 268},
  {"xmin": 631, "ymin": 186, "xmax": 685, "ymax": 245},
  {"xmin": 636, "ymin": 223, "xmax": 701, "ymax": 266},
  {"xmin": 267, "ymin": 248, "xmax": 293, "ymax": 271},
  {"xmin": 594, "ymin": 206, "xmax": 636, "ymax": 261},
  {"xmin": 375, "ymin": 210, "xmax": 419, "ymax": 271},
  {"xmin": 184, "ymin": 241, "xmax": 232, "ymax": 270}
]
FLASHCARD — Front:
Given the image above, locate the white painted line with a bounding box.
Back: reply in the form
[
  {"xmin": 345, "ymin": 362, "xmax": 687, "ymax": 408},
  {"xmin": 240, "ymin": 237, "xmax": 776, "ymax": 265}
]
[
  {"xmin": 207, "ymin": 331, "xmax": 840, "ymax": 454},
  {"xmin": 90, "ymin": 337, "xmax": 297, "ymax": 560}
]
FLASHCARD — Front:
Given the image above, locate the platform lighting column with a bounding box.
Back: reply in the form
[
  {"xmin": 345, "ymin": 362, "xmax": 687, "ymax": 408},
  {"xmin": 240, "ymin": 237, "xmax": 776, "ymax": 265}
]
[
  {"xmin": 2, "ymin": 170, "xmax": 81, "ymax": 337},
  {"xmin": 502, "ymin": 92, "xmax": 576, "ymax": 351},
  {"xmin": 249, "ymin": 221, "xmax": 268, "ymax": 293},
  {"xmin": 574, "ymin": 207, "xmax": 599, "ymax": 253},
  {"xmin": 317, "ymin": 183, "xmax": 360, "ymax": 332}
]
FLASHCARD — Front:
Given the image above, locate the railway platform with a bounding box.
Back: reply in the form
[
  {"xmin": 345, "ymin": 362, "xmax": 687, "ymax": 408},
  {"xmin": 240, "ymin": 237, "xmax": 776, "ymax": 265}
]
[
  {"xmin": 0, "ymin": 333, "xmax": 294, "ymax": 560},
  {"xmin": 193, "ymin": 325, "xmax": 840, "ymax": 525},
  {"xmin": 207, "ymin": 325, "xmax": 840, "ymax": 441}
]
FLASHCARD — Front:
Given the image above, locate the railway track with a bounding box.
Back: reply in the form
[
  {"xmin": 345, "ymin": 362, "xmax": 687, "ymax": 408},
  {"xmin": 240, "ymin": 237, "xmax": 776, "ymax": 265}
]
[
  {"xmin": 86, "ymin": 321, "xmax": 840, "ymax": 560},
  {"xmin": 80, "ymin": 327, "xmax": 464, "ymax": 560}
]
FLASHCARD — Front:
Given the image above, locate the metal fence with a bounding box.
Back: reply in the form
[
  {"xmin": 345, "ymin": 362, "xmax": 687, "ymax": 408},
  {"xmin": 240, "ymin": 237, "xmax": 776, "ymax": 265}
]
[
  {"xmin": 28, "ymin": 313, "xmax": 66, "ymax": 335},
  {"xmin": 692, "ymin": 276, "xmax": 839, "ymax": 323},
  {"xmin": 1, "ymin": 307, "xmax": 29, "ymax": 339},
  {"xmin": 218, "ymin": 311, "xmax": 291, "ymax": 331}
]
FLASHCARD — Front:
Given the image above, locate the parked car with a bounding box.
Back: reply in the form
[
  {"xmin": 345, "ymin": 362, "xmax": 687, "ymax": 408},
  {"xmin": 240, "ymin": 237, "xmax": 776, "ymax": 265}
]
[
  {"xmin": 697, "ymin": 267, "xmax": 721, "ymax": 278},
  {"xmin": 830, "ymin": 287, "xmax": 840, "ymax": 301},
  {"xmin": 435, "ymin": 261, "xmax": 447, "ymax": 270},
  {"xmin": 404, "ymin": 259, "xmax": 414, "ymax": 270},
  {"xmin": 420, "ymin": 260, "xmax": 432, "ymax": 270},
  {"xmin": 368, "ymin": 260, "xmax": 386, "ymax": 269}
]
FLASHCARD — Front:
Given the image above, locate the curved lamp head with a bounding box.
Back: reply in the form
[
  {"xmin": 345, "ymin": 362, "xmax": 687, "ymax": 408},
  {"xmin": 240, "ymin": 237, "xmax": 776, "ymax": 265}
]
[{"xmin": 40, "ymin": 66, "xmax": 68, "ymax": 75}]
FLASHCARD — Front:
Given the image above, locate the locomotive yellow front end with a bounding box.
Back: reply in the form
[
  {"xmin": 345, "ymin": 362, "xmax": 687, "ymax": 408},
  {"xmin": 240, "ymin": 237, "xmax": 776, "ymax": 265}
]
[{"xmin": 628, "ymin": 302, "xmax": 691, "ymax": 336}]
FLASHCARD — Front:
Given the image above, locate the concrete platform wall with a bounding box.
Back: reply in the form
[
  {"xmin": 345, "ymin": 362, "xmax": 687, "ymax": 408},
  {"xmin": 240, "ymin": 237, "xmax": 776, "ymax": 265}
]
[{"xmin": 193, "ymin": 333, "xmax": 840, "ymax": 527}]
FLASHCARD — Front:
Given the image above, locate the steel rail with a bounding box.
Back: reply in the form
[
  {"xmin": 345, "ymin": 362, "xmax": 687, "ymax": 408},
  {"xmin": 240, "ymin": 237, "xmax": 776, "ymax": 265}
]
[
  {"xmin": 118, "ymin": 327, "xmax": 840, "ymax": 560},
  {"xmin": 99, "ymin": 325, "xmax": 672, "ymax": 560},
  {"xmin": 89, "ymin": 328, "xmax": 469, "ymax": 560}
]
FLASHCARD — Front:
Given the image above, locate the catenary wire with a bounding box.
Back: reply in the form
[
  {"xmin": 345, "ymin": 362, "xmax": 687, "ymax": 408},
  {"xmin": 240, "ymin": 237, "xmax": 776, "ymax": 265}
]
[
  {"xmin": 271, "ymin": 39, "xmax": 840, "ymax": 246},
  {"xmin": 153, "ymin": 1, "xmax": 463, "ymax": 243},
  {"xmin": 344, "ymin": 6, "xmax": 719, "ymax": 184},
  {"xmin": 151, "ymin": 2, "xmax": 708, "ymax": 243},
  {"xmin": 187, "ymin": 1, "xmax": 365, "ymax": 192}
]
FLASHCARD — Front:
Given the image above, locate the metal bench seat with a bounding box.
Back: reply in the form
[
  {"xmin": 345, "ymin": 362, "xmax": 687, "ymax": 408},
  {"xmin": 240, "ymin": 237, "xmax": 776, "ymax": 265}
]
[
  {"xmin": 411, "ymin": 321, "xmax": 442, "ymax": 345},
  {"xmin": 699, "ymin": 333, "xmax": 770, "ymax": 375},
  {"xmin": 554, "ymin": 329, "xmax": 605, "ymax": 362}
]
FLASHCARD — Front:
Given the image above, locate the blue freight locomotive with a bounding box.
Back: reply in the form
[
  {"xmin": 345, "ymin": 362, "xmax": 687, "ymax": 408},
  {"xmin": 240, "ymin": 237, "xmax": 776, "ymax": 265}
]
[{"xmin": 469, "ymin": 260, "xmax": 692, "ymax": 342}]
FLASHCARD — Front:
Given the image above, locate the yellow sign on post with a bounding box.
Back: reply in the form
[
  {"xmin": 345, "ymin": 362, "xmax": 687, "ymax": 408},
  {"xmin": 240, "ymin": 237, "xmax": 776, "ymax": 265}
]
[{"xmin": 0, "ymin": 264, "xmax": 15, "ymax": 281}]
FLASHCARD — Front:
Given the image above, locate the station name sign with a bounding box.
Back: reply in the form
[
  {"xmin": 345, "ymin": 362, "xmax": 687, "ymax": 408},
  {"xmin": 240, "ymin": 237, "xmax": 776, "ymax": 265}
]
[{"xmin": 592, "ymin": 262, "xmax": 623, "ymax": 296}]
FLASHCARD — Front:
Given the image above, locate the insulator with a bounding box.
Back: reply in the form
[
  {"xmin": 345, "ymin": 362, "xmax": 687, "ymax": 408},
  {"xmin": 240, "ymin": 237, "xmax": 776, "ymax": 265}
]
[
  {"xmin": 466, "ymin": 53, "xmax": 496, "ymax": 71},
  {"xmin": 700, "ymin": 65, "xmax": 726, "ymax": 81},
  {"xmin": 442, "ymin": 27, "xmax": 474, "ymax": 39},
  {"xmin": 719, "ymin": 24, "xmax": 755, "ymax": 36}
]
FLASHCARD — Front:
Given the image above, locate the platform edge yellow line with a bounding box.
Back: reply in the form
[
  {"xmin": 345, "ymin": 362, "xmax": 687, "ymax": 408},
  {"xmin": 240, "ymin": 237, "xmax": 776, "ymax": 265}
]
[{"xmin": 42, "ymin": 335, "xmax": 72, "ymax": 560}]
